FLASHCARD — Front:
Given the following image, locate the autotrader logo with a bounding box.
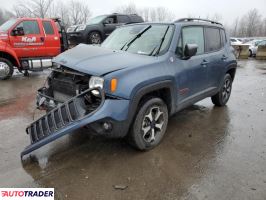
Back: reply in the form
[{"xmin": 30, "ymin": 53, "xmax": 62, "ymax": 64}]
[{"xmin": 0, "ymin": 188, "xmax": 54, "ymax": 200}]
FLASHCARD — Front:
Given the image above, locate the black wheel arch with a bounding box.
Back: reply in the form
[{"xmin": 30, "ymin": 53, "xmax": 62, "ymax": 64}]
[
  {"xmin": 87, "ymin": 29, "xmax": 104, "ymax": 41},
  {"xmin": 127, "ymin": 80, "xmax": 176, "ymax": 128}
]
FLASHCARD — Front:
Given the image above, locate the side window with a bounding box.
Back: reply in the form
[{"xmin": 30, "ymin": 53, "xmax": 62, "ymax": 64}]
[
  {"xmin": 117, "ymin": 15, "xmax": 130, "ymax": 23},
  {"xmin": 177, "ymin": 26, "xmax": 204, "ymax": 56},
  {"xmin": 15, "ymin": 20, "xmax": 40, "ymax": 35},
  {"xmin": 42, "ymin": 21, "xmax": 54, "ymax": 35},
  {"xmin": 104, "ymin": 16, "xmax": 117, "ymax": 24},
  {"xmin": 205, "ymin": 28, "xmax": 221, "ymax": 52},
  {"xmin": 220, "ymin": 29, "xmax": 226, "ymax": 47}
]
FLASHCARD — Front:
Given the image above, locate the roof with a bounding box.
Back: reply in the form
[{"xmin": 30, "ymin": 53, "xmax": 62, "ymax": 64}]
[{"xmin": 174, "ymin": 18, "xmax": 224, "ymax": 28}]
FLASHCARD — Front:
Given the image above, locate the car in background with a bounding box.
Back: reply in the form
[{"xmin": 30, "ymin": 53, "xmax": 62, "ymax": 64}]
[
  {"xmin": 230, "ymin": 37, "xmax": 242, "ymax": 45},
  {"xmin": 247, "ymin": 40, "xmax": 266, "ymax": 57},
  {"xmin": 67, "ymin": 13, "xmax": 144, "ymax": 45}
]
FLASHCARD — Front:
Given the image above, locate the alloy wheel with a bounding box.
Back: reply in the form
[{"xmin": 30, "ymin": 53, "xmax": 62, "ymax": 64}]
[{"xmin": 141, "ymin": 106, "xmax": 165, "ymax": 143}]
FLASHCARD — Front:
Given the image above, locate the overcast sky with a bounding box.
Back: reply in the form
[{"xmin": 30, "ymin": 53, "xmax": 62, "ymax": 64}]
[{"xmin": 2, "ymin": 0, "xmax": 266, "ymax": 25}]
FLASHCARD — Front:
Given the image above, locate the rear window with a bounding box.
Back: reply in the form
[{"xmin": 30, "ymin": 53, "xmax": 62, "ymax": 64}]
[
  {"xmin": 42, "ymin": 21, "xmax": 54, "ymax": 35},
  {"xmin": 118, "ymin": 15, "xmax": 130, "ymax": 23},
  {"xmin": 205, "ymin": 28, "xmax": 221, "ymax": 52}
]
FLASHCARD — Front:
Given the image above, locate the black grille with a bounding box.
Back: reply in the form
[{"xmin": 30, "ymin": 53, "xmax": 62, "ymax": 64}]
[{"xmin": 26, "ymin": 89, "xmax": 102, "ymax": 144}]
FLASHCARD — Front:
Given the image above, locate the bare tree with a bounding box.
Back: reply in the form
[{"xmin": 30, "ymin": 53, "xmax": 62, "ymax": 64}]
[
  {"xmin": 69, "ymin": 0, "xmax": 91, "ymax": 25},
  {"xmin": 245, "ymin": 9, "xmax": 261, "ymax": 37},
  {"xmin": 48, "ymin": 1, "xmax": 70, "ymax": 27},
  {"xmin": 231, "ymin": 18, "xmax": 239, "ymax": 37},
  {"xmin": 0, "ymin": 9, "xmax": 15, "ymax": 25},
  {"xmin": 14, "ymin": 0, "xmax": 54, "ymax": 18},
  {"xmin": 114, "ymin": 3, "xmax": 175, "ymax": 22},
  {"xmin": 114, "ymin": 2, "xmax": 138, "ymax": 15}
]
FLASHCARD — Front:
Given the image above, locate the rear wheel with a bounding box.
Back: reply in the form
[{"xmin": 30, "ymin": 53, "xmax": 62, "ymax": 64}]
[
  {"xmin": 87, "ymin": 31, "xmax": 102, "ymax": 44},
  {"xmin": 211, "ymin": 74, "xmax": 232, "ymax": 106},
  {"xmin": 128, "ymin": 97, "xmax": 168, "ymax": 150},
  {"xmin": 0, "ymin": 58, "xmax": 14, "ymax": 80}
]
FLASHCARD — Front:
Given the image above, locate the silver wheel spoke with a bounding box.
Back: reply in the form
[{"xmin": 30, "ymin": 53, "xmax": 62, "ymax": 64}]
[
  {"xmin": 155, "ymin": 109, "xmax": 163, "ymax": 121},
  {"xmin": 155, "ymin": 121, "xmax": 164, "ymax": 130},
  {"xmin": 146, "ymin": 110, "xmax": 153, "ymax": 122},
  {"xmin": 142, "ymin": 126, "xmax": 151, "ymax": 136},
  {"xmin": 150, "ymin": 128, "xmax": 155, "ymax": 142}
]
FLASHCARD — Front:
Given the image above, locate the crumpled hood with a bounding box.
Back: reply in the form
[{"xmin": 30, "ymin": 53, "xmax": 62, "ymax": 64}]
[{"xmin": 53, "ymin": 44, "xmax": 157, "ymax": 76}]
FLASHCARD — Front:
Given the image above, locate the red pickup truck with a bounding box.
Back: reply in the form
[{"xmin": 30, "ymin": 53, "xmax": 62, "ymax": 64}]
[{"xmin": 0, "ymin": 17, "xmax": 68, "ymax": 80}]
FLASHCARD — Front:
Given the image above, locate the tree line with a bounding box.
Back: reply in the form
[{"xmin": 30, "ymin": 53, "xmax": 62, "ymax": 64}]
[{"xmin": 0, "ymin": 0, "xmax": 265, "ymax": 37}]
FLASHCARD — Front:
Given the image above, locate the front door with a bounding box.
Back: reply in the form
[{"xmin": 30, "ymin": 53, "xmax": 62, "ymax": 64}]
[
  {"xmin": 175, "ymin": 26, "xmax": 209, "ymax": 105},
  {"xmin": 103, "ymin": 16, "xmax": 118, "ymax": 38},
  {"xmin": 9, "ymin": 20, "xmax": 45, "ymax": 58}
]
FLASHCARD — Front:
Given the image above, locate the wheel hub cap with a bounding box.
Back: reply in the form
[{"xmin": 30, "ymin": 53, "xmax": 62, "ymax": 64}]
[
  {"xmin": 0, "ymin": 62, "xmax": 10, "ymax": 77},
  {"xmin": 222, "ymin": 79, "xmax": 231, "ymax": 102},
  {"xmin": 142, "ymin": 106, "xmax": 164, "ymax": 143}
]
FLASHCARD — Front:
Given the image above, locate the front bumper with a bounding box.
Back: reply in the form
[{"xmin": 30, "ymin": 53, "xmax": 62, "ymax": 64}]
[
  {"xmin": 67, "ymin": 32, "xmax": 86, "ymax": 45},
  {"xmin": 21, "ymin": 88, "xmax": 130, "ymax": 158}
]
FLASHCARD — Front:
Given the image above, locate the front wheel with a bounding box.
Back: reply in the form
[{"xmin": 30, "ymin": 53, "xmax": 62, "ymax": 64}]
[
  {"xmin": 87, "ymin": 32, "xmax": 102, "ymax": 44},
  {"xmin": 211, "ymin": 74, "xmax": 232, "ymax": 106},
  {"xmin": 0, "ymin": 58, "xmax": 14, "ymax": 80},
  {"xmin": 128, "ymin": 97, "xmax": 169, "ymax": 150}
]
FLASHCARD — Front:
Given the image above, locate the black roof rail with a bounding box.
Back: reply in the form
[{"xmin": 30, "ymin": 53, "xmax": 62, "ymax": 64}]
[{"xmin": 175, "ymin": 18, "xmax": 223, "ymax": 26}]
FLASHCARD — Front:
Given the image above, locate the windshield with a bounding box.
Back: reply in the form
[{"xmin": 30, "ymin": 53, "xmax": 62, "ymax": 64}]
[
  {"xmin": 0, "ymin": 19, "xmax": 17, "ymax": 32},
  {"xmin": 101, "ymin": 24, "xmax": 174, "ymax": 56},
  {"xmin": 87, "ymin": 15, "xmax": 107, "ymax": 25}
]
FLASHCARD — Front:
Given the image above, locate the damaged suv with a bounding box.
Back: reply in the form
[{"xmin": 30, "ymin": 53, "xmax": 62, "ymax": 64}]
[{"xmin": 21, "ymin": 18, "xmax": 237, "ymax": 158}]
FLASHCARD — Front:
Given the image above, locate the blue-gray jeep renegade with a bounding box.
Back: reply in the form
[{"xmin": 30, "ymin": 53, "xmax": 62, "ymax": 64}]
[{"xmin": 21, "ymin": 18, "xmax": 237, "ymax": 158}]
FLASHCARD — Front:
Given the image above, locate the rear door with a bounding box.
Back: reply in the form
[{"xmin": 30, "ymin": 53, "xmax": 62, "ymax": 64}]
[
  {"xmin": 204, "ymin": 27, "xmax": 226, "ymax": 89},
  {"xmin": 175, "ymin": 26, "xmax": 209, "ymax": 104},
  {"xmin": 42, "ymin": 20, "xmax": 61, "ymax": 57},
  {"xmin": 9, "ymin": 19, "xmax": 45, "ymax": 58}
]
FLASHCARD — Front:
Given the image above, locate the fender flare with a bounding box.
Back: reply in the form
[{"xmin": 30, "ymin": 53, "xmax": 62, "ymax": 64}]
[
  {"xmin": 127, "ymin": 80, "xmax": 177, "ymax": 126},
  {"xmin": 0, "ymin": 44, "xmax": 20, "ymax": 67}
]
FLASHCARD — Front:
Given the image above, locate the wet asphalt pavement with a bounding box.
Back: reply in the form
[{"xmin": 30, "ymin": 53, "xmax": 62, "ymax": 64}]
[{"xmin": 0, "ymin": 60, "xmax": 266, "ymax": 200}]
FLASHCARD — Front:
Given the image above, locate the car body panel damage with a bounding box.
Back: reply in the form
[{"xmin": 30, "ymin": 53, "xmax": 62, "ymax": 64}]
[{"xmin": 21, "ymin": 87, "xmax": 130, "ymax": 157}]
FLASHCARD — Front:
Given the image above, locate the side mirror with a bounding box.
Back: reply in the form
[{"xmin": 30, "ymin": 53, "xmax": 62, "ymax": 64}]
[
  {"xmin": 184, "ymin": 43, "xmax": 198, "ymax": 59},
  {"xmin": 12, "ymin": 27, "xmax": 24, "ymax": 36}
]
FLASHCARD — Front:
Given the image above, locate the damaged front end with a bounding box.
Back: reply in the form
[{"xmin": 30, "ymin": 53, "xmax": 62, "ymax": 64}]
[
  {"xmin": 21, "ymin": 65, "xmax": 131, "ymax": 158},
  {"xmin": 21, "ymin": 87, "xmax": 105, "ymax": 158}
]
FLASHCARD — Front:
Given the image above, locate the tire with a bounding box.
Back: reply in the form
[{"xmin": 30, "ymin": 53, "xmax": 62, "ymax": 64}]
[
  {"xmin": 211, "ymin": 74, "xmax": 232, "ymax": 107},
  {"xmin": 249, "ymin": 50, "xmax": 252, "ymax": 57},
  {"xmin": 87, "ymin": 31, "xmax": 102, "ymax": 44},
  {"xmin": 0, "ymin": 58, "xmax": 14, "ymax": 80},
  {"xmin": 128, "ymin": 97, "xmax": 169, "ymax": 151}
]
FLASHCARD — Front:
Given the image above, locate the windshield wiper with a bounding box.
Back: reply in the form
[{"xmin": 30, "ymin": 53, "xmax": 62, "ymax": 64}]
[
  {"xmin": 120, "ymin": 25, "xmax": 152, "ymax": 51},
  {"xmin": 149, "ymin": 25, "xmax": 170, "ymax": 56}
]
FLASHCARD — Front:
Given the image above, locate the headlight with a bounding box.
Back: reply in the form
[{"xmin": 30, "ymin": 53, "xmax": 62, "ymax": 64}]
[
  {"xmin": 76, "ymin": 25, "xmax": 86, "ymax": 31},
  {"xmin": 89, "ymin": 76, "xmax": 104, "ymax": 96}
]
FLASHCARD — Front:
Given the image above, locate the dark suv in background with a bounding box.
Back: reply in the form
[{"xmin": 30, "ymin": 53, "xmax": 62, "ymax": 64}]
[{"xmin": 67, "ymin": 13, "xmax": 144, "ymax": 45}]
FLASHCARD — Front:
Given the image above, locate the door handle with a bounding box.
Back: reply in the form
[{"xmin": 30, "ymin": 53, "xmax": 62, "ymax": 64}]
[
  {"xmin": 221, "ymin": 55, "xmax": 228, "ymax": 60},
  {"xmin": 40, "ymin": 37, "xmax": 45, "ymax": 42},
  {"xmin": 201, "ymin": 59, "xmax": 209, "ymax": 66}
]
